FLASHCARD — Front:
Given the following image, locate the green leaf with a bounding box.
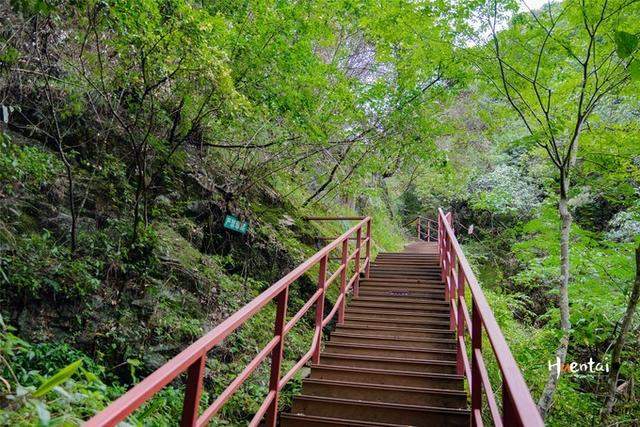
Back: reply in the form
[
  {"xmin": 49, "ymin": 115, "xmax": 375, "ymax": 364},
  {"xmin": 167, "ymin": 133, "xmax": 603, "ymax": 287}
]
[
  {"xmin": 32, "ymin": 359, "xmax": 82, "ymax": 398},
  {"xmin": 614, "ymin": 31, "xmax": 638, "ymax": 59},
  {"xmin": 628, "ymin": 59, "xmax": 640, "ymax": 81}
]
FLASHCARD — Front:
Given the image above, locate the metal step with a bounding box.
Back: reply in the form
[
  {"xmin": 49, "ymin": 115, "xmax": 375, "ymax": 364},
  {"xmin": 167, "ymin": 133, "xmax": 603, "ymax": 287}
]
[
  {"xmin": 353, "ymin": 296, "xmax": 448, "ymax": 305},
  {"xmin": 280, "ymin": 413, "xmax": 404, "ymax": 426},
  {"xmin": 345, "ymin": 307, "xmax": 450, "ymax": 321},
  {"xmin": 320, "ymin": 353, "xmax": 457, "ymax": 374},
  {"xmin": 329, "ymin": 331, "xmax": 456, "ymax": 349},
  {"xmin": 323, "ymin": 342, "xmax": 457, "ymax": 361},
  {"xmin": 357, "ymin": 290, "xmax": 446, "ymax": 300},
  {"xmin": 358, "ymin": 283, "xmax": 446, "ymax": 291},
  {"xmin": 359, "ymin": 277, "xmax": 443, "ymax": 285},
  {"xmin": 308, "ymin": 364, "xmax": 465, "ymax": 389},
  {"xmin": 349, "ymin": 300, "xmax": 449, "ymax": 312},
  {"xmin": 300, "ymin": 378, "xmax": 468, "ymax": 408},
  {"xmin": 335, "ymin": 323, "xmax": 454, "ymax": 339},
  {"xmin": 343, "ymin": 315, "xmax": 451, "ymax": 329},
  {"xmin": 291, "ymin": 395, "xmax": 470, "ymax": 426}
]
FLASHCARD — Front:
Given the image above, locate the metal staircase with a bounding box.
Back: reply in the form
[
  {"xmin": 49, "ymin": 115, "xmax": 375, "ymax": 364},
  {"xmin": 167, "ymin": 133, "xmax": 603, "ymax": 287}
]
[{"xmin": 281, "ymin": 243, "xmax": 470, "ymax": 426}]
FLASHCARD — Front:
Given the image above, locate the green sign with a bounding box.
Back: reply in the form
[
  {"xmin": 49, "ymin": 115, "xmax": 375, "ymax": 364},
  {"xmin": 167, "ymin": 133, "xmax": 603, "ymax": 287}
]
[{"xmin": 223, "ymin": 215, "xmax": 249, "ymax": 234}]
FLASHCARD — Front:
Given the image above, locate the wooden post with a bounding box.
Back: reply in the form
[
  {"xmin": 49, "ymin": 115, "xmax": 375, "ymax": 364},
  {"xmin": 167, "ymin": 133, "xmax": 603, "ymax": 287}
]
[
  {"xmin": 417, "ymin": 218, "xmax": 421, "ymax": 240},
  {"xmin": 312, "ymin": 256, "xmax": 327, "ymax": 364},
  {"xmin": 265, "ymin": 287, "xmax": 289, "ymax": 427},
  {"xmin": 338, "ymin": 240, "xmax": 349, "ymax": 324},
  {"xmin": 180, "ymin": 355, "xmax": 207, "ymax": 427},
  {"xmin": 427, "ymin": 221, "xmax": 431, "ymax": 242}
]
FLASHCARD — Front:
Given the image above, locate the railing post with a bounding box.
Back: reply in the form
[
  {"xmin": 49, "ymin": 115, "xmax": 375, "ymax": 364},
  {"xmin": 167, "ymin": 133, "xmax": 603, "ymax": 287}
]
[
  {"xmin": 448, "ymin": 221, "xmax": 457, "ymax": 326},
  {"xmin": 265, "ymin": 287, "xmax": 289, "ymax": 427},
  {"xmin": 417, "ymin": 218, "xmax": 421, "ymax": 240},
  {"xmin": 427, "ymin": 221, "xmax": 431, "ymax": 242},
  {"xmin": 354, "ymin": 227, "xmax": 362, "ymax": 297},
  {"xmin": 338, "ymin": 239, "xmax": 349, "ymax": 324},
  {"xmin": 449, "ymin": 250, "xmax": 456, "ymax": 331},
  {"xmin": 502, "ymin": 379, "xmax": 520, "ymax": 426},
  {"xmin": 312, "ymin": 255, "xmax": 328, "ymax": 364},
  {"xmin": 456, "ymin": 260, "xmax": 465, "ymax": 376},
  {"xmin": 443, "ymin": 233, "xmax": 449, "ymax": 302},
  {"xmin": 471, "ymin": 301, "xmax": 482, "ymax": 427},
  {"xmin": 365, "ymin": 218, "xmax": 372, "ymax": 278},
  {"xmin": 438, "ymin": 215, "xmax": 443, "ymax": 266},
  {"xmin": 180, "ymin": 355, "xmax": 207, "ymax": 427}
]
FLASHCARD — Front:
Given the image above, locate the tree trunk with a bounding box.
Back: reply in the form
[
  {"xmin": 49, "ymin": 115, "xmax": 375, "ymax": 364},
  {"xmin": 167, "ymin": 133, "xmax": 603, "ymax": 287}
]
[
  {"xmin": 537, "ymin": 171, "xmax": 572, "ymax": 417},
  {"xmin": 602, "ymin": 245, "xmax": 640, "ymax": 417}
]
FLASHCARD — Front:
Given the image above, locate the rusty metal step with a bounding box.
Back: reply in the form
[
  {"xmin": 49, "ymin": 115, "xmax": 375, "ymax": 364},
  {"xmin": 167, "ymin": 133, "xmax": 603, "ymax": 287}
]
[
  {"xmin": 370, "ymin": 271, "xmax": 441, "ymax": 279},
  {"xmin": 357, "ymin": 288, "xmax": 445, "ymax": 297},
  {"xmin": 359, "ymin": 277, "xmax": 444, "ymax": 285},
  {"xmin": 371, "ymin": 264, "xmax": 439, "ymax": 269},
  {"xmin": 360, "ymin": 280, "xmax": 444, "ymax": 288},
  {"xmin": 324, "ymin": 342, "xmax": 457, "ymax": 361},
  {"xmin": 370, "ymin": 264, "xmax": 439, "ymax": 270},
  {"xmin": 290, "ymin": 395, "xmax": 470, "ymax": 426},
  {"xmin": 280, "ymin": 413, "xmax": 404, "ymax": 426},
  {"xmin": 357, "ymin": 290, "xmax": 445, "ymax": 300},
  {"xmin": 335, "ymin": 323, "xmax": 454, "ymax": 339},
  {"xmin": 369, "ymin": 272, "xmax": 440, "ymax": 278},
  {"xmin": 344, "ymin": 315, "xmax": 451, "ymax": 329},
  {"xmin": 360, "ymin": 282, "xmax": 445, "ymax": 293},
  {"xmin": 300, "ymin": 378, "xmax": 468, "ymax": 408},
  {"xmin": 320, "ymin": 353, "xmax": 456, "ymax": 373},
  {"xmin": 370, "ymin": 269, "xmax": 439, "ymax": 274},
  {"xmin": 373, "ymin": 259, "xmax": 439, "ymax": 264},
  {"xmin": 349, "ymin": 300, "xmax": 449, "ymax": 312},
  {"xmin": 376, "ymin": 253, "xmax": 439, "ymax": 258},
  {"xmin": 309, "ymin": 364, "xmax": 465, "ymax": 389},
  {"xmin": 371, "ymin": 263, "xmax": 439, "ymax": 269},
  {"xmin": 345, "ymin": 307, "xmax": 450, "ymax": 320},
  {"xmin": 329, "ymin": 331, "xmax": 456, "ymax": 349},
  {"xmin": 353, "ymin": 295, "xmax": 447, "ymax": 305},
  {"xmin": 371, "ymin": 265, "xmax": 440, "ymax": 271},
  {"xmin": 330, "ymin": 330, "xmax": 456, "ymax": 344}
]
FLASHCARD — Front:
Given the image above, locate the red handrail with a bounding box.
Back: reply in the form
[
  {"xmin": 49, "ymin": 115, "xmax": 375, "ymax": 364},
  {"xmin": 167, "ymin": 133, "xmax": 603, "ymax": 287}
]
[
  {"xmin": 86, "ymin": 217, "xmax": 372, "ymax": 427},
  {"xmin": 405, "ymin": 215, "xmax": 437, "ymax": 242},
  {"xmin": 437, "ymin": 209, "xmax": 543, "ymax": 426}
]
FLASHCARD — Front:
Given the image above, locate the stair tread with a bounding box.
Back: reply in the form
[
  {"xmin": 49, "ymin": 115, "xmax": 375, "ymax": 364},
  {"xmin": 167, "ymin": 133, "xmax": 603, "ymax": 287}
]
[
  {"xmin": 330, "ymin": 331, "xmax": 456, "ymax": 344},
  {"xmin": 353, "ymin": 296, "xmax": 448, "ymax": 304},
  {"xmin": 294, "ymin": 394, "xmax": 471, "ymax": 414},
  {"xmin": 302, "ymin": 378, "xmax": 467, "ymax": 396},
  {"xmin": 344, "ymin": 316, "xmax": 451, "ymax": 326},
  {"xmin": 281, "ymin": 413, "xmax": 405, "ymax": 426},
  {"xmin": 337, "ymin": 324, "xmax": 454, "ymax": 334},
  {"xmin": 346, "ymin": 308, "xmax": 450, "ymax": 318},
  {"xmin": 321, "ymin": 353, "xmax": 457, "ymax": 366},
  {"xmin": 310, "ymin": 363, "xmax": 464, "ymax": 379},
  {"xmin": 325, "ymin": 341, "xmax": 456, "ymax": 354}
]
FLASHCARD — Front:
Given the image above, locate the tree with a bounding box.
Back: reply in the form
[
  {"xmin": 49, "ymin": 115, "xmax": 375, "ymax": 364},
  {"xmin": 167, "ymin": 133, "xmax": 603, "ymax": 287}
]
[
  {"xmin": 602, "ymin": 243, "xmax": 640, "ymax": 417},
  {"xmin": 477, "ymin": 0, "xmax": 640, "ymax": 417}
]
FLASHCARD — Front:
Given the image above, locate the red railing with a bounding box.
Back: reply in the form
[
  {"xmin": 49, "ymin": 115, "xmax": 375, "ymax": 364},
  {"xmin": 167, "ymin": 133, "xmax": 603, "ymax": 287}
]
[
  {"xmin": 406, "ymin": 216, "xmax": 438, "ymax": 242},
  {"xmin": 86, "ymin": 217, "xmax": 372, "ymax": 427},
  {"xmin": 437, "ymin": 209, "xmax": 543, "ymax": 427}
]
